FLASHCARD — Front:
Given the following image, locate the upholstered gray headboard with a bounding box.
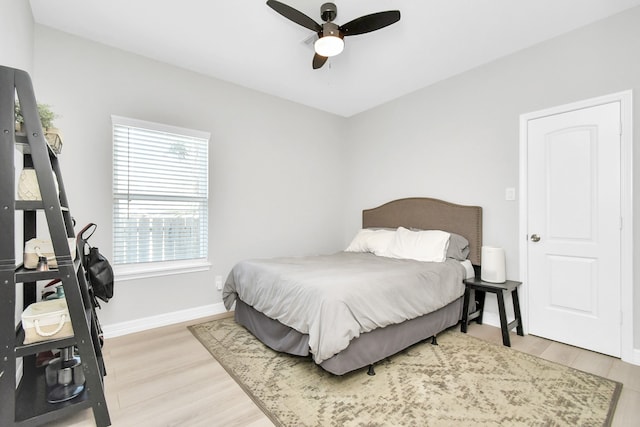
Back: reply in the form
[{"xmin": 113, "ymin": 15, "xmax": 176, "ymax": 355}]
[{"xmin": 362, "ymin": 197, "xmax": 483, "ymax": 266}]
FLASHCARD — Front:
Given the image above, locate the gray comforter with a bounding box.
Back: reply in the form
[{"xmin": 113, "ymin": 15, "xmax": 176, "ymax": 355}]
[{"xmin": 223, "ymin": 252, "xmax": 465, "ymax": 364}]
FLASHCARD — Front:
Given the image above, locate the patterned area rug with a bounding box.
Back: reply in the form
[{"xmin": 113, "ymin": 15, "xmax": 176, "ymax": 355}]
[{"xmin": 189, "ymin": 317, "xmax": 621, "ymax": 427}]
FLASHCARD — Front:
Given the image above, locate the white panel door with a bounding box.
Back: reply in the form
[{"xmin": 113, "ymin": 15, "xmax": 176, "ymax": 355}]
[{"xmin": 527, "ymin": 101, "xmax": 621, "ymax": 357}]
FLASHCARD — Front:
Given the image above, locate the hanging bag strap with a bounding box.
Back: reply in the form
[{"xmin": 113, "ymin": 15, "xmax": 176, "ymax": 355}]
[
  {"xmin": 77, "ymin": 222, "xmax": 97, "ymax": 247},
  {"xmin": 78, "ymin": 222, "xmax": 97, "ymax": 241}
]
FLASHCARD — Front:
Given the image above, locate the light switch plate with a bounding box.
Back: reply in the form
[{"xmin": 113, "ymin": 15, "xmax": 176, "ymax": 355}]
[{"xmin": 505, "ymin": 187, "xmax": 516, "ymax": 201}]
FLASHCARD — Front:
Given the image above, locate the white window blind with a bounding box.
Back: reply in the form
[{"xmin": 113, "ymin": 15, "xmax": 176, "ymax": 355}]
[{"xmin": 112, "ymin": 116, "xmax": 209, "ymax": 266}]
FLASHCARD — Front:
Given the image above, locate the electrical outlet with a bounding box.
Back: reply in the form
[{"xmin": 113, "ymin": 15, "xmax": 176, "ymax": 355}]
[{"xmin": 215, "ymin": 275, "xmax": 223, "ymax": 291}]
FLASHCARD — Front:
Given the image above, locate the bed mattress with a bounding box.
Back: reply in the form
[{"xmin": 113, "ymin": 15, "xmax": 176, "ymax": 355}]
[{"xmin": 223, "ymin": 252, "xmax": 467, "ymax": 364}]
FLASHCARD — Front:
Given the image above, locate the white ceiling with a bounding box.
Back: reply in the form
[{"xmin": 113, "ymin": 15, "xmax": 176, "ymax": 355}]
[{"xmin": 29, "ymin": 0, "xmax": 640, "ymax": 117}]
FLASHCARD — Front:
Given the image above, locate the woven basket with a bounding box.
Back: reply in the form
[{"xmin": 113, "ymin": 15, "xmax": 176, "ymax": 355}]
[{"xmin": 45, "ymin": 128, "xmax": 63, "ymax": 154}]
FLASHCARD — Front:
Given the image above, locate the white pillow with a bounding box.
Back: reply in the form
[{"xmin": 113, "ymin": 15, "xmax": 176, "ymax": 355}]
[
  {"xmin": 345, "ymin": 229, "xmax": 374, "ymax": 252},
  {"xmin": 345, "ymin": 229, "xmax": 395, "ymax": 255},
  {"xmin": 386, "ymin": 227, "xmax": 451, "ymax": 262}
]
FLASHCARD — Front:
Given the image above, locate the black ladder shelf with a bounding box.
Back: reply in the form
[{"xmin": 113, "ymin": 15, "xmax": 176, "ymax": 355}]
[{"xmin": 0, "ymin": 66, "xmax": 110, "ymax": 426}]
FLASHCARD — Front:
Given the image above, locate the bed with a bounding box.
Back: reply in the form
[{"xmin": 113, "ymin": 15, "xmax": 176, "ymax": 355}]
[{"xmin": 223, "ymin": 197, "xmax": 482, "ymax": 375}]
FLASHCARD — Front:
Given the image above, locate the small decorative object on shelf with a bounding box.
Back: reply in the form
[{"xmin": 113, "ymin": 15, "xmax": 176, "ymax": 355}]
[
  {"xmin": 23, "ymin": 238, "xmax": 77, "ymax": 269},
  {"xmin": 17, "ymin": 168, "xmax": 41, "ymax": 200},
  {"xmin": 17, "ymin": 168, "xmax": 60, "ymax": 200},
  {"xmin": 15, "ymin": 101, "xmax": 64, "ymax": 154},
  {"xmin": 45, "ymin": 128, "xmax": 64, "ymax": 154},
  {"xmin": 36, "ymin": 256, "xmax": 49, "ymax": 271},
  {"xmin": 45, "ymin": 346, "xmax": 85, "ymax": 403},
  {"xmin": 21, "ymin": 299, "xmax": 74, "ymax": 344}
]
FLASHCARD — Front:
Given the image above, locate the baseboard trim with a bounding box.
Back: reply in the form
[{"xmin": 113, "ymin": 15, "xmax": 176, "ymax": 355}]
[
  {"xmin": 102, "ymin": 303, "xmax": 227, "ymax": 338},
  {"xmin": 479, "ymin": 313, "xmax": 640, "ymax": 366}
]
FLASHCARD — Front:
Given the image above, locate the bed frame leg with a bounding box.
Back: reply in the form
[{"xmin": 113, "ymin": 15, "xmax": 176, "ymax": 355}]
[
  {"xmin": 367, "ymin": 365, "xmax": 376, "ymax": 376},
  {"xmin": 431, "ymin": 335, "xmax": 438, "ymax": 345}
]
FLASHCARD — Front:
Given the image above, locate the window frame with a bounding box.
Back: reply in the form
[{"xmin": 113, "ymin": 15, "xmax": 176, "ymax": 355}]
[{"xmin": 111, "ymin": 115, "xmax": 211, "ymax": 281}]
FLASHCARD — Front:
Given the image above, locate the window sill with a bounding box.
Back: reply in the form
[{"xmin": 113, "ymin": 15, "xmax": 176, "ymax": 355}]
[{"xmin": 114, "ymin": 259, "xmax": 211, "ymax": 282}]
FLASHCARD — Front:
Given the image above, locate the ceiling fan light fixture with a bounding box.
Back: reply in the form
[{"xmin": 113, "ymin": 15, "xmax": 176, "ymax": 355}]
[
  {"xmin": 314, "ymin": 34, "xmax": 344, "ymax": 57},
  {"xmin": 266, "ymin": 1, "xmax": 401, "ymax": 69},
  {"xmin": 314, "ymin": 22, "xmax": 343, "ymax": 57}
]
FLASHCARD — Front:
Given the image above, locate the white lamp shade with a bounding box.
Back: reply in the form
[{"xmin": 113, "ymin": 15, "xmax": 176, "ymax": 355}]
[
  {"xmin": 314, "ymin": 35, "xmax": 344, "ymax": 57},
  {"xmin": 481, "ymin": 246, "xmax": 506, "ymax": 283}
]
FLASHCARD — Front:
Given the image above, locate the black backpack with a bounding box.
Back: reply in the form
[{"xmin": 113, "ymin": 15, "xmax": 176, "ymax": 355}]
[{"xmin": 78, "ymin": 223, "xmax": 114, "ymax": 304}]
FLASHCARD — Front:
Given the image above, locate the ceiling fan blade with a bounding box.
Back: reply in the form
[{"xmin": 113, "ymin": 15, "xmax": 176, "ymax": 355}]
[
  {"xmin": 312, "ymin": 53, "xmax": 328, "ymax": 69},
  {"xmin": 340, "ymin": 10, "xmax": 401, "ymax": 36},
  {"xmin": 266, "ymin": 0, "xmax": 322, "ymax": 32}
]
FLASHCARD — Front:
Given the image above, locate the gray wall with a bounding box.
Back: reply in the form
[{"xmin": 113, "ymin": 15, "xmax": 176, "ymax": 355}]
[
  {"xmin": 32, "ymin": 26, "xmax": 348, "ymax": 325},
  {"xmin": 344, "ymin": 7, "xmax": 640, "ymax": 347},
  {"xmin": 0, "ymin": 0, "xmax": 33, "ymax": 72}
]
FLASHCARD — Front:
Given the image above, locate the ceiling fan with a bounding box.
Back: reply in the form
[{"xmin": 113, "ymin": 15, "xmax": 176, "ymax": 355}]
[{"xmin": 266, "ymin": 0, "xmax": 401, "ymax": 69}]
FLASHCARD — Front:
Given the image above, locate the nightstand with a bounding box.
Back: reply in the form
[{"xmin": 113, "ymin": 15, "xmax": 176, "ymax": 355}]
[{"xmin": 461, "ymin": 277, "xmax": 523, "ymax": 347}]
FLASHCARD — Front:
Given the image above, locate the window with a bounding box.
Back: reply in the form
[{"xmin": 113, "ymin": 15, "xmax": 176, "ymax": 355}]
[{"xmin": 112, "ymin": 116, "xmax": 209, "ymax": 279}]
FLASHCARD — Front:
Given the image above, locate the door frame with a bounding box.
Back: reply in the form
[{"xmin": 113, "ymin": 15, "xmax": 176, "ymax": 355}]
[{"xmin": 518, "ymin": 90, "xmax": 634, "ymax": 363}]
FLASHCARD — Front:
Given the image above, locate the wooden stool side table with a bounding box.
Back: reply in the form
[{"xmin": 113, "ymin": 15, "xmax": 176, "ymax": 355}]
[{"xmin": 461, "ymin": 277, "xmax": 524, "ymax": 347}]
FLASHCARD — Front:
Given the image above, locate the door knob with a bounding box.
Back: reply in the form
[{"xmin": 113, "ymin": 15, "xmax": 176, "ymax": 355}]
[{"xmin": 530, "ymin": 234, "xmax": 541, "ymax": 242}]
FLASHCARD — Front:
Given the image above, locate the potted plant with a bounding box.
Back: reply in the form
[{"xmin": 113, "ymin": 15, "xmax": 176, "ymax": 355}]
[
  {"xmin": 15, "ymin": 102, "xmax": 59, "ymax": 129},
  {"xmin": 37, "ymin": 103, "xmax": 58, "ymax": 129}
]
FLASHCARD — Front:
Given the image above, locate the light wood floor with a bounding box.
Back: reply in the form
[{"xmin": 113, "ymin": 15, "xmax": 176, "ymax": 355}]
[{"xmin": 48, "ymin": 314, "xmax": 640, "ymax": 427}]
